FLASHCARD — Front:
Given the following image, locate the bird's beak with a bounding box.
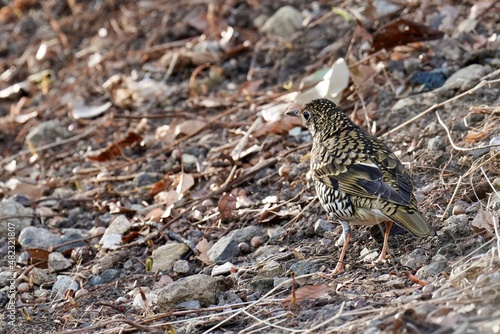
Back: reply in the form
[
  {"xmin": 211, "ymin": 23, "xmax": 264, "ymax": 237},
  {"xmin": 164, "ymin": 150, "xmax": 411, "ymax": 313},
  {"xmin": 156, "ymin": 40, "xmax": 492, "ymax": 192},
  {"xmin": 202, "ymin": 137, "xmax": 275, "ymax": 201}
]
[{"xmin": 285, "ymin": 109, "xmax": 298, "ymax": 117}]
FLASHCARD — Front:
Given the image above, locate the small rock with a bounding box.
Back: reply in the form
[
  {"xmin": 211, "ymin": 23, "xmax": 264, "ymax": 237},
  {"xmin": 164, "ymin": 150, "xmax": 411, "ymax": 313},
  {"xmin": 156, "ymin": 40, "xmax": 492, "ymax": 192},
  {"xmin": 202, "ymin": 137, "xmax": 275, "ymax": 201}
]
[
  {"xmin": 173, "ymin": 260, "xmax": 190, "ymax": 274},
  {"xmin": 427, "ymin": 136, "xmax": 445, "ymax": 151},
  {"xmin": 134, "ymin": 173, "xmax": 159, "ymax": 187},
  {"xmin": 442, "ymin": 214, "xmax": 470, "ymax": 237},
  {"xmin": 0, "ymin": 272, "xmax": 12, "ymax": 288},
  {"xmin": 17, "ymin": 282, "xmax": 30, "ymax": 293},
  {"xmin": 208, "ymin": 226, "xmax": 266, "ymax": 262},
  {"xmin": 267, "ymin": 226, "xmax": 286, "ymax": 241},
  {"xmin": 259, "ymin": 260, "xmax": 283, "ymax": 278},
  {"xmin": 314, "ymin": 219, "xmax": 333, "ymax": 236},
  {"xmin": 157, "ymin": 274, "xmax": 230, "ymax": 311},
  {"xmin": 26, "ymin": 120, "xmax": 70, "ymax": 149},
  {"xmin": 250, "ymin": 236, "xmax": 262, "ymax": 248},
  {"xmin": 48, "ymin": 252, "xmax": 72, "ymax": 272},
  {"xmin": 422, "ymin": 284, "xmax": 435, "ymax": 294},
  {"xmin": 238, "ymin": 242, "xmax": 251, "ymax": 254},
  {"xmin": 89, "ymin": 268, "xmax": 122, "ymax": 285},
  {"xmin": 290, "ymin": 260, "xmax": 324, "ymax": 276},
  {"xmin": 452, "ymin": 204, "xmax": 465, "ymax": 215},
  {"xmin": 444, "ymin": 64, "xmax": 489, "ymax": 91},
  {"xmin": 399, "ymin": 248, "xmax": 429, "ymax": 270},
  {"xmin": 0, "ymin": 199, "xmax": 34, "ymax": 238},
  {"xmin": 75, "ymin": 288, "xmax": 88, "ymax": 299},
  {"xmin": 52, "ymin": 275, "xmax": 79, "ymax": 299},
  {"xmin": 177, "ymin": 300, "xmax": 201, "ymax": 309},
  {"xmin": 217, "ymin": 291, "xmax": 243, "ymax": 305},
  {"xmin": 261, "ymin": 6, "xmax": 303, "ymax": 39},
  {"xmin": 152, "ymin": 242, "xmax": 189, "ymax": 272},
  {"xmin": 251, "ymin": 245, "xmax": 282, "ymax": 261},
  {"xmin": 99, "ymin": 215, "xmax": 132, "ymax": 249},
  {"xmin": 212, "ymin": 262, "xmax": 236, "ymax": 276},
  {"xmin": 415, "ymin": 258, "xmax": 447, "ymax": 279},
  {"xmin": 18, "ymin": 226, "xmax": 60, "ymax": 250}
]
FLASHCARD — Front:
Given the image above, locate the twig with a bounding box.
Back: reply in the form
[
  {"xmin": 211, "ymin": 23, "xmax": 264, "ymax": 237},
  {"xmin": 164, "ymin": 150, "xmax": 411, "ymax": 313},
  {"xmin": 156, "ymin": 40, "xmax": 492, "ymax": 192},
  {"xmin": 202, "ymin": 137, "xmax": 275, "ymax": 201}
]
[
  {"xmin": 381, "ymin": 78, "xmax": 500, "ymax": 138},
  {"xmin": 479, "ymin": 167, "xmax": 500, "ymax": 261},
  {"xmin": 436, "ymin": 112, "xmax": 500, "ymax": 152},
  {"xmin": 441, "ymin": 175, "xmax": 463, "ymax": 221}
]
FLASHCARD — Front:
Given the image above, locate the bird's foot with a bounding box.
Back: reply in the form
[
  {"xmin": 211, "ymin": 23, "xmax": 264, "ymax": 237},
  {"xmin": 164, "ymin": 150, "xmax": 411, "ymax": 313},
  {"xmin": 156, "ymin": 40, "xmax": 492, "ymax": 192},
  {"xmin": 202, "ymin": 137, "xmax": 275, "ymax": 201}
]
[
  {"xmin": 318, "ymin": 262, "xmax": 344, "ymax": 278},
  {"xmin": 372, "ymin": 253, "xmax": 390, "ymax": 264}
]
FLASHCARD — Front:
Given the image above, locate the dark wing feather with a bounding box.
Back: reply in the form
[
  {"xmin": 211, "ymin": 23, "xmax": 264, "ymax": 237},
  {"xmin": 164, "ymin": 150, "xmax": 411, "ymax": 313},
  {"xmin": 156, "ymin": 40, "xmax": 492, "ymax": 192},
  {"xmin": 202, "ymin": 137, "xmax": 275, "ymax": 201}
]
[{"xmin": 311, "ymin": 137, "xmax": 413, "ymax": 206}]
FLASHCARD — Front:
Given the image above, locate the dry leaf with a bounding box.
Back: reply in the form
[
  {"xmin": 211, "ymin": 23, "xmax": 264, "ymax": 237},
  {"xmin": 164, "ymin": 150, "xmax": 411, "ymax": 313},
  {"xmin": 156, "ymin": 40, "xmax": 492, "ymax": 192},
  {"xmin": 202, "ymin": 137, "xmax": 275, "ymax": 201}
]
[
  {"xmin": 218, "ymin": 192, "xmax": 236, "ymax": 220},
  {"xmin": 175, "ymin": 119, "xmax": 207, "ymax": 137},
  {"xmin": 176, "ymin": 172, "xmax": 195, "ymax": 197},
  {"xmin": 196, "ymin": 238, "xmax": 211, "ymax": 264},
  {"xmin": 87, "ymin": 131, "xmax": 143, "ymax": 162},
  {"xmin": 26, "ymin": 248, "xmax": 50, "ymax": 269},
  {"xmin": 283, "ymin": 284, "xmax": 329, "ymax": 303},
  {"xmin": 465, "ymin": 130, "xmax": 487, "ymax": 142},
  {"xmin": 470, "ymin": 209, "xmax": 495, "ymax": 238}
]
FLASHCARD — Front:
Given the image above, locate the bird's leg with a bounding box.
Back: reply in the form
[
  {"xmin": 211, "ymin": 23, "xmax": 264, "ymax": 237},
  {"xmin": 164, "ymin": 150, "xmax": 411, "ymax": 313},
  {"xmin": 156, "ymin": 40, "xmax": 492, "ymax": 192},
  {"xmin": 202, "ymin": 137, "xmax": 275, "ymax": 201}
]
[
  {"xmin": 374, "ymin": 221, "xmax": 393, "ymax": 263},
  {"xmin": 330, "ymin": 221, "xmax": 351, "ymax": 275}
]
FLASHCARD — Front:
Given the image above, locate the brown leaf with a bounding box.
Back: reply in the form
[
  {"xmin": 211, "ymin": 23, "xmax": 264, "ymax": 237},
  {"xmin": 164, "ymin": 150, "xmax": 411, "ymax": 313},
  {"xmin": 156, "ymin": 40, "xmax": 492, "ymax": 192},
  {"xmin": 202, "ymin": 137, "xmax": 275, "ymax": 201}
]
[
  {"xmin": 218, "ymin": 192, "xmax": 236, "ymax": 220},
  {"xmin": 465, "ymin": 130, "xmax": 487, "ymax": 142},
  {"xmin": 372, "ymin": 18, "xmax": 444, "ymax": 52},
  {"xmin": 87, "ymin": 131, "xmax": 143, "ymax": 162},
  {"xmin": 253, "ymin": 117, "xmax": 303, "ymax": 138},
  {"xmin": 471, "ymin": 209, "xmax": 495, "ymax": 238},
  {"xmin": 283, "ymin": 284, "xmax": 329, "ymax": 303},
  {"xmin": 176, "ymin": 172, "xmax": 195, "ymax": 197},
  {"xmin": 26, "ymin": 248, "xmax": 50, "ymax": 269},
  {"xmin": 195, "ymin": 238, "xmax": 211, "ymax": 264}
]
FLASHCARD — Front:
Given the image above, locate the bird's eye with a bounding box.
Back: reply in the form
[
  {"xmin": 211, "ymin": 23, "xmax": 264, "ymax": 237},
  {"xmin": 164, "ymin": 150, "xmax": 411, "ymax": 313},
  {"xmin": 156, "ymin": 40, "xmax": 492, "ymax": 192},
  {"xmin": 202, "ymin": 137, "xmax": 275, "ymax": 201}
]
[{"xmin": 303, "ymin": 111, "xmax": 311, "ymax": 121}]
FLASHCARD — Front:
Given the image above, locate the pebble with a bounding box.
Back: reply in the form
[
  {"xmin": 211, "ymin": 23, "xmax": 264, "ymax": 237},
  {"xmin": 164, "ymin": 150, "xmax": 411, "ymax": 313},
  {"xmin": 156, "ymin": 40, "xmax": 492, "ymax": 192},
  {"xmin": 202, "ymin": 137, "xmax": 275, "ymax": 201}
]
[
  {"xmin": 399, "ymin": 248, "xmax": 429, "ymax": 270},
  {"xmin": 250, "ymin": 236, "xmax": 262, "ymax": 248},
  {"xmin": 0, "ymin": 199, "xmax": 34, "ymax": 238},
  {"xmin": 48, "ymin": 252, "xmax": 72, "ymax": 272},
  {"xmin": 211, "ymin": 262, "xmax": 236, "ymax": 276},
  {"xmin": 173, "ymin": 260, "xmax": 190, "ymax": 274},
  {"xmin": 26, "ymin": 120, "xmax": 70, "ymax": 149},
  {"xmin": 89, "ymin": 268, "xmax": 122, "ymax": 285},
  {"xmin": 157, "ymin": 274, "xmax": 228, "ymax": 311},
  {"xmin": 443, "ymin": 64, "xmax": 489, "ymax": 91},
  {"xmin": 52, "ymin": 275, "xmax": 79, "ymax": 299},
  {"xmin": 208, "ymin": 226, "xmax": 266, "ymax": 262},
  {"xmin": 75, "ymin": 288, "xmax": 88, "ymax": 299},
  {"xmin": 314, "ymin": 219, "xmax": 333, "ymax": 236},
  {"xmin": 267, "ymin": 226, "xmax": 286, "ymax": 241},
  {"xmin": 18, "ymin": 226, "xmax": 60, "ymax": 250},
  {"xmin": 261, "ymin": 6, "xmax": 303, "ymax": 39},
  {"xmin": 18, "ymin": 282, "xmax": 30, "ymax": 293},
  {"xmin": 238, "ymin": 242, "xmax": 251, "ymax": 254},
  {"xmin": 151, "ymin": 242, "xmax": 189, "ymax": 272}
]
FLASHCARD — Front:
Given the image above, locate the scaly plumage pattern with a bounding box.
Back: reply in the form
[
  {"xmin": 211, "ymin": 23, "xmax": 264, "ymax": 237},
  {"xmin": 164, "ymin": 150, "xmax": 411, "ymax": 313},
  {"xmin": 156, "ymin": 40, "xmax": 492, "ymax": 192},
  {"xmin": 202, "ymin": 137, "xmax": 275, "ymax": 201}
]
[{"xmin": 286, "ymin": 98, "xmax": 434, "ymax": 275}]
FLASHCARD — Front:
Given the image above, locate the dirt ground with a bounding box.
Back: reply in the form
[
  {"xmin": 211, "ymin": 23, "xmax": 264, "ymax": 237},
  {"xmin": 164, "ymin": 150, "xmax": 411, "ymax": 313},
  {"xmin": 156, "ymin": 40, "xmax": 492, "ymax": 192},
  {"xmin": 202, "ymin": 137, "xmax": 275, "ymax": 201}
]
[{"xmin": 0, "ymin": 0, "xmax": 499, "ymax": 333}]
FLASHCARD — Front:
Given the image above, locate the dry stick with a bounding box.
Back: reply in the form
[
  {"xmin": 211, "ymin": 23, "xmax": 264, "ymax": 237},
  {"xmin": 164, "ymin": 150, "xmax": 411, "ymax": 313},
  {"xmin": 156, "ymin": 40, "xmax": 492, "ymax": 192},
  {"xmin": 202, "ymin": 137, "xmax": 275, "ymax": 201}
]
[
  {"xmin": 381, "ymin": 78, "xmax": 500, "ymax": 139},
  {"xmin": 441, "ymin": 175, "xmax": 463, "ymax": 221},
  {"xmin": 240, "ymin": 309, "xmax": 300, "ymax": 334},
  {"xmin": 303, "ymin": 301, "xmax": 346, "ymax": 334},
  {"xmin": 0, "ymin": 125, "xmax": 98, "ymax": 166},
  {"xmin": 435, "ymin": 112, "xmax": 500, "ymax": 152},
  {"xmin": 479, "ymin": 167, "xmax": 500, "ymax": 261}
]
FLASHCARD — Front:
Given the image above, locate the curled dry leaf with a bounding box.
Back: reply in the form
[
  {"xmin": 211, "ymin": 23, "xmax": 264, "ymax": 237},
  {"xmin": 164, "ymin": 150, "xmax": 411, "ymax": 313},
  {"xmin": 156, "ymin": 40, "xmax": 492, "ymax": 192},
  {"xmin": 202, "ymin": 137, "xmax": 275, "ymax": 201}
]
[
  {"xmin": 195, "ymin": 238, "xmax": 211, "ymax": 264},
  {"xmin": 87, "ymin": 131, "xmax": 143, "ymax": 162},
  {"xmin": 176, "ymin": 172, "xmax": 195, "ymax": 197},
  {"xmin": 218, "ymin": 192, "xmax": 236, "ymax": 220},
  {"xmin": 470, "ymin": 209, "xmax": 495, "ymax": 238},
  {"xmin": 175, "ymin": 119, "xmax": 207, "ymax": 137},
  {"xmin": 283, "ymin": 283, "xmax": 329, "ymax": 303}
]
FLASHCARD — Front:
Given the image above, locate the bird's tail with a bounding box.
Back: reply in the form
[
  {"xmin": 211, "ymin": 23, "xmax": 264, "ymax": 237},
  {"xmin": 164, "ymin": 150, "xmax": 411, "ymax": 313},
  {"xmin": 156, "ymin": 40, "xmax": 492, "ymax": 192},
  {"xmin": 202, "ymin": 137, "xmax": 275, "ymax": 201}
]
[{"xmin": 390, "ymin": 206, "xmax": 435, "ymax": 237}]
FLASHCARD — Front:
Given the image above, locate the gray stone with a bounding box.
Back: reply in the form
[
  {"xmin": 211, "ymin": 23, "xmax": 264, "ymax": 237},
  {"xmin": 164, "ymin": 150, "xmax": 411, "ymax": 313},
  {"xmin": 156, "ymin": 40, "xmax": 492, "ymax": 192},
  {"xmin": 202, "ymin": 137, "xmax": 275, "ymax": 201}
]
[
  {"xmin": 173, "ymin": 260, "xmax": 190, "ymax": 274},
  {"xmin": 211, "ymin": 262, "xmax": 236, "ymax": 276},
  {"xmin": 314, "ymin": 219, "xmax": 334, "ymax": 236},
  {"xmin": 427, "ymin": 136, "xmax": 445, "ymax": 151},
  {"xmin": 89, "ymin": 269, "xmax": 122, "ymax": 285},
  {"xmin": 48, "ymin": 252, "xmax": 72, "ymax": 272},
  {"xmin": 177, "ymin": 300, "xmax": 201, "ymax": 309},
  {"xmin": 152, "ymin": 242, "xmax": 189, "ymax": 272},
  {"xmin": 208, "ymin": 226, "xmax": 265, "ymax": 262},
  {"xmin": 251, "ymin": 245, "xmax": 282, "ymax": 261},
  {"xmin": 30, "ymin": 268, "xmax": 53, "ymax": 285},
  {"xmin": 258, "ymin": 260, "xmax": 284, "ymax": 278},
  {"xmin": 52, "ymin": 275, "xmax": 79, "ymax": 299},
  {"xmin": 0, "ymin": 199, "xmax": 34, "ymax": 238},
  {"xmin": 442, "ymin": 214, "xmax": 470, "ymax": 238},
  {"xmin": 0, "ymin": 272, "xmax": 13, "ymax": 288},
  {"xmin": 267, "ymin": 226, "xmax": 286, "ymax": 241},
  {"xmin": 134, "ymin": 173, "xmax": 159, "ymax": 187},
  {"xmin": 290, "ymin": 260, "xmax": 324, "ymax": 276},
  {"xmin": 261, "ymin": 6, "xmax": 303, "ymax": 39},
  {"xmin": 18, "ymin": 226, "xmax": 60, "ymax": 249},
  {"xmin": 26, "ymin": 120, "xmax": 70, "ymax": 149},
  {"xmin": 157, "ymin": 274, "xmax": 229, "ymax": 311},
  {"xmin": 398, "ymin": 248, "xmax": 429, "ymax": 270},
  {"xmin": 444, "ymin": 64, "xmax": 489, "ymax": 91},
  {"xmin": 416, "ymin": 255, "xmax": 448, "ymax": 279}
]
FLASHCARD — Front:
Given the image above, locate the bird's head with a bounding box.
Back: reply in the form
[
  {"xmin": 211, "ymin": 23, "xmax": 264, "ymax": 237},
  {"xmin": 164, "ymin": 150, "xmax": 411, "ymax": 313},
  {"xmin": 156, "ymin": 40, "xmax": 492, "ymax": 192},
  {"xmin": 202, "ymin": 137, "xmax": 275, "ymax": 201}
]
[{"xmin": 285, "ymin": 98, "xmax": 352, "ymax": 137}]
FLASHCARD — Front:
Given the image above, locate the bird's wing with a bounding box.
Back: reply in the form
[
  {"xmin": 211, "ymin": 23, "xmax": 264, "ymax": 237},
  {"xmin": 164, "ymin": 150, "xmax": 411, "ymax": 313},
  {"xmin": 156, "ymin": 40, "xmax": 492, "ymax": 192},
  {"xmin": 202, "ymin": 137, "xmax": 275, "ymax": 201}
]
[{"xmin": 311, "ymin": 140, "xmax": 413, "ymax": 206}]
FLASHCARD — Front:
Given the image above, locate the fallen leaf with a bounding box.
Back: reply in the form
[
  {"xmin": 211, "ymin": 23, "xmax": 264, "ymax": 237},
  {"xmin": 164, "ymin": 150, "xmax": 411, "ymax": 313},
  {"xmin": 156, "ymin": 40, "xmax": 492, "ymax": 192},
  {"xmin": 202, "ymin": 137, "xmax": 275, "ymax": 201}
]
[
  {"xmin": 471, "ymin": 209, "xmax": 495, "ymax": 238},
  {"xmin": 176, "ymin": 172, "xmax": 195, "ymax": 197},
  {"xmin": 465, "ymin": 130, "xmax": 487, "ymax": 142},
  {"xmin": 175, "ymin": 119, "xmax": 207, "ymax": 137},
  {"xmin": 87, "ymin": 131, "xmax": 143, "ymax": 162},
  {"xmin": 196, "ymin": 238, "xmax": 211, "ymax": 264},
  {"xmin": 26, "ymin": 248, "xmax": 50, "ymax": 269},
  {"xmin": 372, "ymin": 18, "xmax": 444, "ymax": 52},
  {"xmin": 218, "ymin": 192, "xmax": 236, "ymax": 220},
  {"xmin": 283, "ymin": 284, "xmax": 329, "ymax": 303}
]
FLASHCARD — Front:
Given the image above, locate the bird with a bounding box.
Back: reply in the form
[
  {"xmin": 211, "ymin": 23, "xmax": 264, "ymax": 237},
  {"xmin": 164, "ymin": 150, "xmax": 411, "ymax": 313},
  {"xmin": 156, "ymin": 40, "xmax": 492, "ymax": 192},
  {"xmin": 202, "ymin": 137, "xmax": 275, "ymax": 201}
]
[{"xmin": 286, "ymin": 98, "xmax": 434, "ymax": 275}]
